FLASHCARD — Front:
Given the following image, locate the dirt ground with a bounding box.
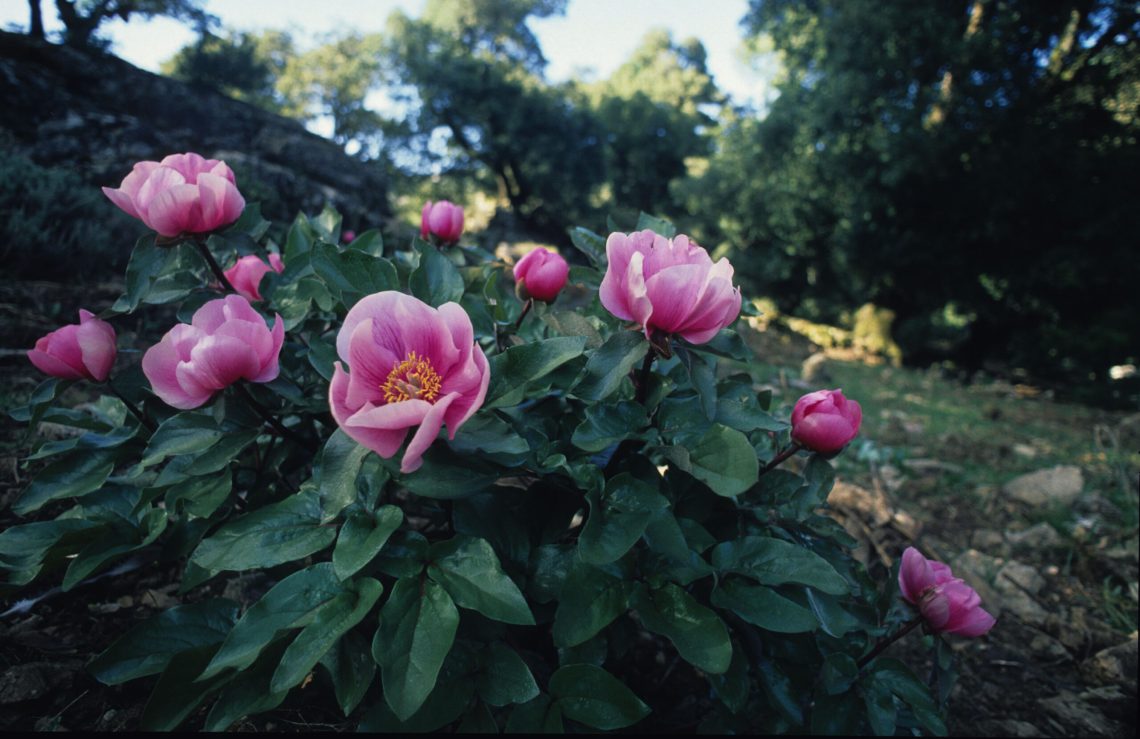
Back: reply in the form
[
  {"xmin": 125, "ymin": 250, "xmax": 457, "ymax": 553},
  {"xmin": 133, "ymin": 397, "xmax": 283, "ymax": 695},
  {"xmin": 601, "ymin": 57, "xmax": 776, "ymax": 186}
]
[{"xmin": 1, "ymin": 282, "xmax": 1136, "ymax": 734}]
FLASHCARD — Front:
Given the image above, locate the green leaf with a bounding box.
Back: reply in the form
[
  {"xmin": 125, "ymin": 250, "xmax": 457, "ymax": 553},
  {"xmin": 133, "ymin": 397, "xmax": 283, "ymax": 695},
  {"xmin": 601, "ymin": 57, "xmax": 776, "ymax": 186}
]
[
  {"xmin": 316, "ymin": 429, "xmax": 372, "ymax": 522},
  {"xmin": 428, "ymin": 536, "xmax": 534, "ymax": 625},
  {"xmin": 313, "ymin": 203, "xmax": 342, "ymax": 241},
  {"xmin": 203, "ymin": 639, "xmax": 290, "ymax": 731},
  {"xmin": 141, "ymin": 412, "xmax": 226, "ymax": 467},
  {"xmin": 399, "ymin": 447, "xmax": 500, "ymax": 499},
  {"xmin": 552, "ymin": 563, "xmax": 630, "ymax": 648},
  {"xmin": 311, "ymin": 241, "xmax": 398, "ymax": 308},
  {"xmin": 485, "ymin": 336, "xmax": 587, "ymax": 408},
  {"xmin": 571, "ymin": 331, "xmax": 646, "ymax": 402},
  {"xmin": 579, "ymin": 474, "xmax": 668, "ymax": 565},
  {"xmin": 200, "ymin": 563, "xmax": 346, "ymax": 679},
  {"xmin": 821, "ymin": 653, "xmax": 859, "ymax": 695},
  {"xmin": 458, "ymin": 702, "xmax": 499, "ymax": 733},
  {"xmin": 869, "ymin": 659, "xmax": 947, "ymax": 736},
  {"xmin": 112, "ymin": 235, "xmax": 167, "ymax": 312},
  {"xmin": 707, "ymin": 641, "xmax": 750, "ymax": 714},
  {"xmin": 541, "ymin": 310, "xmax": 604, "ymax": 348},
  {"xmin": 139, "ymin": 644, "xmax": 231, "ymax": 731},
  {"xmin": 569, "ymin": 226, "xmax": 607, "ymax": 268},
  {"xmin": 757, "ymin": 657, "xmax": 804, "ymax": 727},
  {"xmin": 409, "ymin": 238, "xmax": 465, "ymax": 306},
  {"xmin": 862, "ymin": 672, "xmax": 898, "ymax": 736},
  {"xmin": 677, "ymin": 347, "xmax": 717, "ymax": 419},
  {"xmin": 447, "ymin": 413, "xmax": 530, "ymax": 462},
  {"xmin": 88, "ymin": 599, "xmax": 239, "ymax": 685},
  {"xmin": 805, "ymin": 589, "xmax": 863, "ymax": 637},
  {"xmin": 375, "ymin": 578, "xmax": 460, "ymax": 721},
  {"xmin": 506, "ymin": 695, "xmax": 565, "ymax": 733},
  {"xmin": 688, "ymin": 424, "xmax": 758, "ymax": 497},
  {"xmin": 360, "ymin": 677, "xmax": 475, "ymax": 732},
  {"xmin": 710, "ymin": 578, "xmax": 819, "ymax": 633},
  {"xmin": 190, "ymin": 491, "xmax": 336, "ymax": 573},
  {"xmin": 635, "ymin": 212, "xmax": 677, "ymax": 239},
  {"xmin": 631, "ymin": 583, "xmax": 732, "ymax": 674},
  {"xmin": 321, "ymin": 630, "xmax": 378, "ymax": 717},
  {"xmin": 375, "ymin": 531, "xmax": 429, "ymax": 579},
  {"xmin": 14, "ymin": 448, "xmax": 119, "ymax": 515},
  {"xmin": 715, "ymin": 384, "xmax": 788, "ymax": 433},
  {"xmin": 571, "ymin": 400, "xmax": 649, "ymax": 453},
  {"xmin": 63, "ymin": 510, "xmax": 167, "ymax": 590},
  {"xmin": 549, "ymin": 664, "xmax": 650, "ymax": 730},
  {"xmin": 711, "ymin": 536, "xmax": 848, "ymax": 595},
  {"xmin": 333, "ymin": 505, "xmax": 403, "ymax": 580},
  {"xmin": 164, "ymin": 468, "xmax": 232, "ymax": 518},
  {"xmin": 348, "ymin": 228, "xmax": 384, "ymax": 256},
  {"xmin": 478, "ymin": 643, "xmax": 539, "ymax": 707},
  {"xmin": 810, "ymin": 689, "xmax": 862, "ymax": 735},
  {"xmin": 270, "ymin": 578, "xmax": 383, "ymax": 693}
]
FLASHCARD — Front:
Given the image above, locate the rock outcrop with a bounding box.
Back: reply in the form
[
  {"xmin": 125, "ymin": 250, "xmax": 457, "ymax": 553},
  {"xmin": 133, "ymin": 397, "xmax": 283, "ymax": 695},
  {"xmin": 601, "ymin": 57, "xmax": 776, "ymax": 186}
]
[{"xmin": 0, "ymin": 31, "xmax": 389, "ymax": 230}]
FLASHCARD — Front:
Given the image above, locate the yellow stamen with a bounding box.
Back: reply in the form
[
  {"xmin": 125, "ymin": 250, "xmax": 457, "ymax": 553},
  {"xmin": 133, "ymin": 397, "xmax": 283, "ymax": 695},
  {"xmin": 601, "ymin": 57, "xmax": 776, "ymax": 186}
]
[{"xmin": 382, "ymin": 351, "xmax": 442, "ymax": 403}]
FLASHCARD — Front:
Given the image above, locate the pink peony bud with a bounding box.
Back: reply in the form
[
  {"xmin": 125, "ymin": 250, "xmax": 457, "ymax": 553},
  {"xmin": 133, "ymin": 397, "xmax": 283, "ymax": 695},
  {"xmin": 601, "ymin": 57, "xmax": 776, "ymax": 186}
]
[
  {"xmin": 898, "ymin": 547, "xmax": 996, "ymax": 637},
  {"xmin": 420, "ymin": 200, "xmax": 464, "ymax": 245},
  {"xmin": 790, "ymin": 388, "xmax": 862, "ymax": 454},
  {"xmin": 28, "ymin": 309, "xmax": 116, "ymax": 383},
  {"xmin": 329, "ymin": 291, "xmax": 490, "ymax": 474},
  {"xmin": 102, "ymin": 152, "xmax": 245, "ymax": 238},
  {"xmin": 343, "ymin": 230, "xmax": 356, "ymax": 243},
  {"xmin": 142, "ymin": 295, "xmax": 284, "ymax": 410},
  {"xmin": 222, "ymin": 252, "xmax": 285, "ymax": 302},
  {"xmin": 513, "ymin": 248, "xmax": 569, "ymax": 303},
  {"xmin": 599, "ymin": 230, "xmax": 742, "ymax": 345}
]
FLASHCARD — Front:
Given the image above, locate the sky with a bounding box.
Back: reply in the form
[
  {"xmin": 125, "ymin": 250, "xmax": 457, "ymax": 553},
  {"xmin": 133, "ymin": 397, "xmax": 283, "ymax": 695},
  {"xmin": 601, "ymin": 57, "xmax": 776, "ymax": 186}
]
[{"xmin": 0, "ymin": 0, "xmax": 770, "ymax": 105}]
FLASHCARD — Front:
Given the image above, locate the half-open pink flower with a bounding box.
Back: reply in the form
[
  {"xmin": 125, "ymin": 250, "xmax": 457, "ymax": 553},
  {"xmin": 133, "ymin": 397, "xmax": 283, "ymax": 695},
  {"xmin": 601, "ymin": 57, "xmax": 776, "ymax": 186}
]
[
  {"xmin": 514, "ymin": 247, "xmax": 569, "ymax": 303},
  {"xmin": 599, "ymin": 230, "xmax": 741, "ymax": 345},
  {"xmin": 420, "ymin": 200, "xmax": 464, "ymax": 245},
  {"xmin": 790, "ymin": 388, "xmax": 862, "ymax": 454},
  {"xmin": 102, "ymin": 152, "xmax": 245, "ymax": 238},
  {"xmin": 223, "ymin": 252, "xmax": 285, "ymax": 302},
  {"xmin": 329, "ymin": 291, "xmax": 490, "ymax": 474},
  {"xmin": 28, "ymin": 309, "xmax": 116, "ymax": 383},
  {"xmin": 899, "ymin": 547, "xmax": 996, "ymax": 637},
  {"xmin": 142, "ymin": 295, "xmax": 284, "ymax": 410}
]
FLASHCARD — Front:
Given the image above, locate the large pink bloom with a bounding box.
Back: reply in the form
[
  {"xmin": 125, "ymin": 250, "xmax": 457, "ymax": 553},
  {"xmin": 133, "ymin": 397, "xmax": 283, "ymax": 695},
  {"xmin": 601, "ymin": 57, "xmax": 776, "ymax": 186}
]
[
  {"xmin": 223, "ymin": 253, "xmax": 285, "ymax": 302},
  {"xmin": 102, "ymin": 152, "xmax": 245, "ymax": 238},
  {"xmin": 28, "ymin": 309, "xmax": 116, "ymax": 383},
  {"xmin": 142, "ymin": 295, "xmax": 284, "ymax": 410},
  {"xmin": 599, "ymin": 230, "xmax": 741, "ymax": 345},
  {"xmin": 899, "ymin": 547, "xmax": 996, "ymax": 637},
  {"xmin": 513, "ymin": 248, "xmax": 569, "ymax": 303},
  {"xmin": 790, "ymin": 388, "xmax": 862, "ymax": 454},
  {"xmin": 420, "ymin": 200, "xmax": 464, "ymax": 244},
  {"xmin": 329, "ymin": 291, "xmax": 490, "ymax": 474}
]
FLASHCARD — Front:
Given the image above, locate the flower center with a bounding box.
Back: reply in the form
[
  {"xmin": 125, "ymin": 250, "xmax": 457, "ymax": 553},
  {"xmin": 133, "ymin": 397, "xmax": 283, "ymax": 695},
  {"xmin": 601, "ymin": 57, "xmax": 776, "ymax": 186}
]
[{"xmin": 382, "ymin": 351, "xmax": 442, "ymax": 403}]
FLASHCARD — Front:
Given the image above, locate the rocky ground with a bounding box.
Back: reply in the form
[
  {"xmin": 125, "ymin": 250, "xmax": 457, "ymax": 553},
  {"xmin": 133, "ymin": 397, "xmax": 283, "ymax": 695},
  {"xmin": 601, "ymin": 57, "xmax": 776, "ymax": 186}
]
[{"xmin": 1, "ymin": 282, "xmax": 1137, "ymax": 734}]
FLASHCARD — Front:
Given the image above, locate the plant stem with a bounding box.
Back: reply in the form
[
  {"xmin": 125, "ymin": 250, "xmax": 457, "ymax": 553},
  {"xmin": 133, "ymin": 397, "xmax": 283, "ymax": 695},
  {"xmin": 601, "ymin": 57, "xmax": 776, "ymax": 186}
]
[
  {"xmin": 234, "ymin": 383, "xmax": 316, "ymax": 452},
  {"xmin": 513, "ymin": 298, "xmax": 533, "ymax": 332},
  {"xmin": 634, "ymin": 347, "xmax": 655, "ymax": 405},
  {"xmin": 759, "ymin": 442, "xmax": 801, "ymax": 476},
  {"xmin": 193, "ymin": 237, "xmax": 237, "ymax": 293},
  {"xmin": 104, "ymin": 380, "xmax": 155, "ymax": 432},
  {"xmin": 857, "ymin": 617, "xmax": 923, "ymax": 669}
]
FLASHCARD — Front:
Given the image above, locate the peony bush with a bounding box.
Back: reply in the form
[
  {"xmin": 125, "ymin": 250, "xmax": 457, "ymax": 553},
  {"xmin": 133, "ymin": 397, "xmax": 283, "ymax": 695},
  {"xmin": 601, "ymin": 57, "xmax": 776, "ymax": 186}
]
[{"xmin": 2, "ymin": 153, "xmax": 992, "ymax": 733}]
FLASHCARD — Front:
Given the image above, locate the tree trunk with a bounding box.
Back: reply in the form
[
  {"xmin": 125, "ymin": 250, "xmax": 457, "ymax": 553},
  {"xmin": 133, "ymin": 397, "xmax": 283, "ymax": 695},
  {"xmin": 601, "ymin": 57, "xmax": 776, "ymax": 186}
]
[{"xmin": 27, "ymin": 0, "xmax": 44, "ymax": 38}]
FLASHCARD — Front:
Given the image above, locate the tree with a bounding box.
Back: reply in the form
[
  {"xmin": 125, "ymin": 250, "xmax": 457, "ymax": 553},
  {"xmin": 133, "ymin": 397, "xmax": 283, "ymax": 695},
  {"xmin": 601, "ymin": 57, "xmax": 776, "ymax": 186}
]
[
  {"xmin": 421, "ymin": 0, "xmax": 567, "ymax": 71},
  {"xmin": 161, "ymin": 30, "xmax": 293, "ymax": 112},
  {"xmin": 27, "ymin": 0, "xmax": 45, "ymax": 39},
  {"xmin": 690, "ymin": 0, "xmax": 1140, "ymax": 382},
  {"xmin": 52, "ymin": 0, "xmax": 216, "ymax": 48}
]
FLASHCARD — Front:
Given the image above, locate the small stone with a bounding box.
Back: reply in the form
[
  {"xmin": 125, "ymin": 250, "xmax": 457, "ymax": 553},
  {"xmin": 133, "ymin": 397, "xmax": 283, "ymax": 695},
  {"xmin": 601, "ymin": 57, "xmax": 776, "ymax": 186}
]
[
  {"xmin": 1003, "ymin": 465, "xmax": 1084, "ymax": 506},
  {"xmin": 1006, "ymin": 522, "xmax": 1064, "ymax": 550},
  {"xmin": 801, "ymin": 352, "xmax": 830, "ymax": 383},
  {"xmin": 1081, "ymin": 632, "xmax": 1138, "ymax": 694},
  {"xmin": 951, "ymin": 549, "xmax": 1005, "ymax": 618},
  {"xmin": 975, "ymin": 719, "xmax": 1043, "ymax": 737},
  {"xmin": 1038, "ymin": 692, "xmax": 1118, "ymax": 736},
  {"xmin": 970, "ymin": 529, "xmax": 1005, "ymax": 552},
  {"xmin": 1029, "ymin": 631, "xmax": 1071, "ymax": 660},
  {"xmin": 997, "ymin": 560, "xmax": 1046, "ymax": 596},
  {"xmin": 1013, "ymin": 443, "xmax": 1038, "ymax": 458}
]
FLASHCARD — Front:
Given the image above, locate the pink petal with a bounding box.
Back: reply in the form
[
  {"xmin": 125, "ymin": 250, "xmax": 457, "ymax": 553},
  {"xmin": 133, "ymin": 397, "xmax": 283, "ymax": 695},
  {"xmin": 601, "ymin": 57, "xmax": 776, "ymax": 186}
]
[
  {"xmin": 599, "ymin": 232, "xmax": 637, "ymax": 321},
  {"xmin": 102, "ymin": 186, "xmax": 141, "ymax": 220},
  {"xmin": 442, "ymin": 345, "xmax": 490, "ymax": 435},
  {"xmin": 330, "ymin": 363, "xmax": 411, "ymax": 458},
  {"xmin": 643, "ymin": 264, "xmax": 710, "ymax": 334},
  {"xmin": 791, "ymin": 410, "xmax": 856, "ymax": 453},
  {"xmin": 946, "ymin": 607, "xmax": 996, "ymax": 637},
  {"xmin": 28, "ymin": 348, "xmax": 86, "ymax": 380},
  {"xmin": 898, "ymin": 547, "xmax": 934, "ymax": 604},
  {"xmin": 135, "ymin": 166, "xmax": 186, "ymax": 213},
  {"xmin": 249, "ymin": 313, "xmax": 284, "ymax": 383},
  {"xmin": 401, "ymin": 392, "xmax": 459, "ymax": 473},
  {"xmin": 144, "ymin": 182, "xmax": 201, "ymax": 237},
  {"xmin": 143, "ymin": 333, "xmax": 211, "ymax": 409},
  {"xmin": 344, "ymin": 319, "xmax": 399, "ymax": 410},
  {"xmin": 192, "ymin": 295, "xmax": 263, "ymax": 333},
  {"xmin": 196, "ymin": 172, "xmax": 245, "ymax": 232},
  {"xmin": 75, "ymin": 316, "xmax": 116, "ymax": 382},
  {"xmin": 181, "ymin": 334, "xmax": 261, "ymax": 390}
]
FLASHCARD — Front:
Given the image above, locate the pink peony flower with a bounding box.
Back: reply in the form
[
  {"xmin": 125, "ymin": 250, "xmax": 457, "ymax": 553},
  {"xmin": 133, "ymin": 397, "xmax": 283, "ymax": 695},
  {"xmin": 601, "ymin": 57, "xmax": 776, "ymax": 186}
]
[
  {"xmin": 223, "ymin": 253, "xmax": 285, "ymax": 302},
  {"xmin": 329, "ymin": 291, "xmax": 490, "ymax": 474},
  {"xmin": 28, "ymin": 309, "xmax": 116, "ymax": 383},
  {"xmin": 513, "ymin": 248, "xmax": 569, "ymax": 303},
  {"xmin": 790, "ymin": 388, "xmax": 862, "ymax": 454},
  {"xmin": 599, "ymin": 230, "xmax": 741, "ymax": 345},
  {"xmin": 102, "ymin": 152, "xmax": 245, "ymax": 238},
  {"xmin": 420, "ymin": 200, "xmax": 464, "ymax": 244},
  {"xmin": 899, "ymin": 547, "xmax": 996, "ymax": 637},
  {"xmin": 142, "ymin": 295, "xmax": 284, "ymax": 410}
]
